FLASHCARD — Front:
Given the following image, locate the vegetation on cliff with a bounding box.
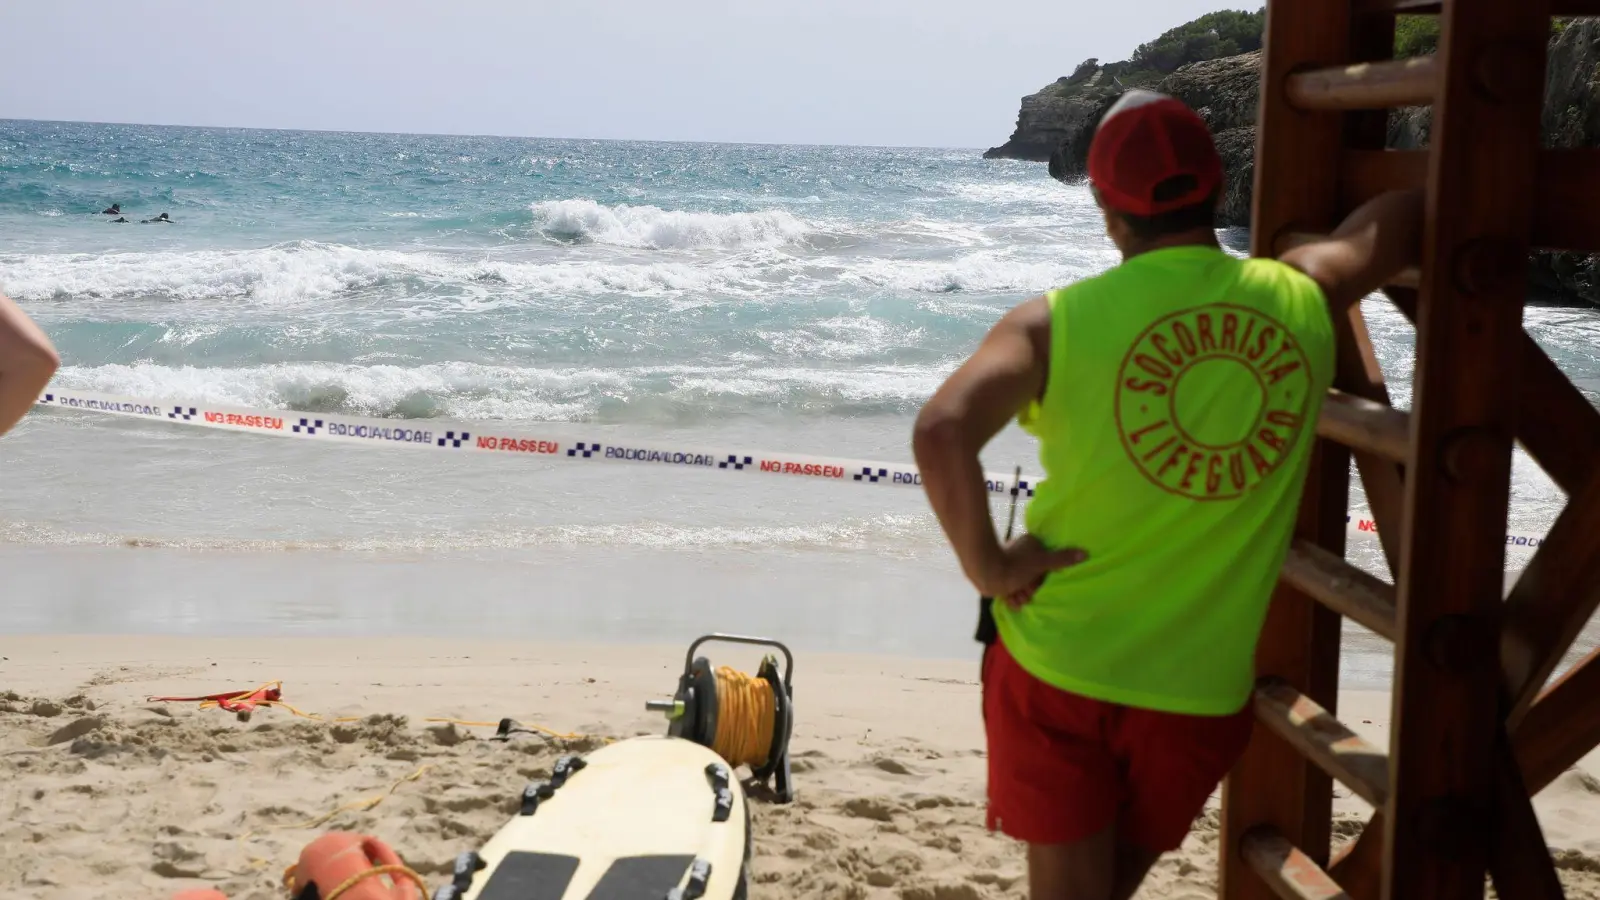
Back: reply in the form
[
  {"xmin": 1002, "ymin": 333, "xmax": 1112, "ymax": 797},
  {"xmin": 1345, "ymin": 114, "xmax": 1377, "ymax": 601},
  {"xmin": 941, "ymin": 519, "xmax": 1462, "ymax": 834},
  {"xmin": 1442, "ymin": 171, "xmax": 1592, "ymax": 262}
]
[
  {"xmin": 1051, "ymin": 10, "xmax": 1267, "ymax": 92},
  {"xmin": 1393, "ymin": 15, "xmax": 1576, "ymax": 58},
  {"xmin": 983, "ymin": 9, "xmax": 1266, "ymax": 161},
  {"xmin": 1124, "ymin": 10, "xmax": 1264, "ymax": 82}
]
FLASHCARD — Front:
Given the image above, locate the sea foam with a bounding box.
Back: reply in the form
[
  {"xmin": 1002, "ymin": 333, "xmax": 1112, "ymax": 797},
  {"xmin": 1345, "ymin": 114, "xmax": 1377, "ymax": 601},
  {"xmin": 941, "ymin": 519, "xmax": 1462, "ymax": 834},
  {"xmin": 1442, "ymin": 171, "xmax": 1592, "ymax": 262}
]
[{"xmin": 529, "ymin": 199, "xmax": 811, "ymax": 250}]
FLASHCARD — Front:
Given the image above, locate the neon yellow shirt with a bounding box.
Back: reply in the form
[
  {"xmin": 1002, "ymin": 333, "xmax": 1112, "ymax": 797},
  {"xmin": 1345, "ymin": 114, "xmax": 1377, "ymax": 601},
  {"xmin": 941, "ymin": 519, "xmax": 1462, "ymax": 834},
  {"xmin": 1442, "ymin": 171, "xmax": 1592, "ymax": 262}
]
[{"xmin": 998, "ymin": 245, "xmax": 1335, "ymax": 716}]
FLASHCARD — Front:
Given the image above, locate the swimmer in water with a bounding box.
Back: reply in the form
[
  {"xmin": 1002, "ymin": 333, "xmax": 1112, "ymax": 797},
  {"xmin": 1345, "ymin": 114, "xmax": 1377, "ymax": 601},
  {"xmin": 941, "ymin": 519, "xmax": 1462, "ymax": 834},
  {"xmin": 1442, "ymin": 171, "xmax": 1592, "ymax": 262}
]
[
  {"xmin": 101, "ymin": 203, "xmax": 120, "ymax": 215},
  {"xmin": 140, "ymin": 213, "xmax": 173, "ymax": 224},
  {"xmin": 109, "ymin": 216, "xmax": 128, "ymax": 223}
]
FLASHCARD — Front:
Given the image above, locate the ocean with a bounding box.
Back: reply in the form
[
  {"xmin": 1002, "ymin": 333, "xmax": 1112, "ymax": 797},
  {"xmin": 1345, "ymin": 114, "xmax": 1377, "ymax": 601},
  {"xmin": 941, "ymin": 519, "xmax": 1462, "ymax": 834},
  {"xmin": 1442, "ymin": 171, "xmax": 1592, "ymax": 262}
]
[{"xmin": 0, "ymin": 119, "xmax": 1591, "ymax": 677}]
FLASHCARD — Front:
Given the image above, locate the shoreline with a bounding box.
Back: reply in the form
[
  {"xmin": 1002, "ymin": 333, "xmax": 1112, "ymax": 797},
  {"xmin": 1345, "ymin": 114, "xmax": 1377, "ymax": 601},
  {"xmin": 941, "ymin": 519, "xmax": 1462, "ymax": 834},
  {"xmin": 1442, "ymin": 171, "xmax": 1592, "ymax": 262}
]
[
  {"xmin": 0, "ymin": 543, "xmax": 1566, "ymax": 692},
  {"xmin": 0, "ymin": 542, "xmax": 976, "ymax": 660},
  {"xmin": 0, "ymin": 542, "xmax": 1495, "ymax": 693}
]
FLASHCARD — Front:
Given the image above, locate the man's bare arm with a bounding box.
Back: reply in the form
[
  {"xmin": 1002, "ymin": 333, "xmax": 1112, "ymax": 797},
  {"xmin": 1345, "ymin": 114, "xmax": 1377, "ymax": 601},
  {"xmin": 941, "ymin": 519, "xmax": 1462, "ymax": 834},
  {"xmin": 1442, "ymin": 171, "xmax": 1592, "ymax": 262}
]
[
  {"xmin": 913, "ymin": 296, "xmax": 1050, "ymax": 595},
  {"xmin": 0, "ymin": 291, "xmax": 60, "ymax": 437},
  {"xmin": 1278, "ymin": 188, "xmax": 1426, "ymax": 309}
]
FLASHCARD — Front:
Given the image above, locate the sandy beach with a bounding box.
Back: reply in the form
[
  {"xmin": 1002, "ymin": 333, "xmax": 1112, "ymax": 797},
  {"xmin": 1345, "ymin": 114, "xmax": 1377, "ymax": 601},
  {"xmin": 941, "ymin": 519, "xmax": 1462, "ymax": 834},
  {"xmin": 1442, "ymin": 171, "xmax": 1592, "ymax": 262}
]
[{"xmin": 4, "ymin": 635, "xmax": 1600, "ymax": 900}]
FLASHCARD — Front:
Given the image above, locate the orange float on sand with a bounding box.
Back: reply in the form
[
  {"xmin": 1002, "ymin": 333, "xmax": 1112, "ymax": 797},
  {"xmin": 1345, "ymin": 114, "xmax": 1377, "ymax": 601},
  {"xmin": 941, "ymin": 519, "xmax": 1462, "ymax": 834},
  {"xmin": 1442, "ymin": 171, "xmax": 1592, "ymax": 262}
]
[
  {"xmin": 170, "ymin": 891, "xmax": 229, "ymax": 900},
  {"xmin": 284, "ymin": 832, "xmax": 426, "ymax": 900},
  {"xmin": 149, "ymin": 682, "xmax": 284, "ymax": 714}
]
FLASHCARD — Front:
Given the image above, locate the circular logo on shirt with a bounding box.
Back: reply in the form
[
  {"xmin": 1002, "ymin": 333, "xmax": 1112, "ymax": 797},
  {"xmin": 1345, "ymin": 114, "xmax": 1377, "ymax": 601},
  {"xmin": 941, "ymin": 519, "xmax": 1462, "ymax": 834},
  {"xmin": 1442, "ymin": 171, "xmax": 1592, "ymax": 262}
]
[{"xmin": 1115, "ymin": 303, "xmax": 1314, "ymax": 501}]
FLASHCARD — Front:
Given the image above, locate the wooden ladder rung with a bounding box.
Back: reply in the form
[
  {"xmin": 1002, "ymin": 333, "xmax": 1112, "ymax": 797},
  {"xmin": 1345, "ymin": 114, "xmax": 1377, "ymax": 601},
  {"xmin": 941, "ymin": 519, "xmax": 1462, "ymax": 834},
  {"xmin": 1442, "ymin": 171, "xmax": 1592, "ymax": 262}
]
[
  {"xmin": 1275, "ymin": 232, "xmax": 1420, "ymax": 287},
  {"xmin": 1281, "ymin": 540, "xmax": 1399, "ymax": 640},
  {"xmin": 1253, "ymin": 680, "xmax": 1392, "ymax": 808},
  {"xmin": 1240, "ymin": 826, "xmax": 1353, "ymax": 900},
  {"xmin": 1285, "ymin": 56, "xmax": 1437, "ymax": 111},
  {"xmin": 1317, "ymin": 389, "xmax": 1411, "ymax": 463}
]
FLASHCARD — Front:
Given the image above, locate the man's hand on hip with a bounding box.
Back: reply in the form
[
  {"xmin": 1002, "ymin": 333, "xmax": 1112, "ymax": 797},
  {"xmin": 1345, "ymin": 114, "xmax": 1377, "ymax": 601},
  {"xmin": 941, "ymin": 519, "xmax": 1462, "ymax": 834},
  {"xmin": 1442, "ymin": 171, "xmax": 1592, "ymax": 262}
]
[{"xmin": 980, "ymin": 534, "xmax": 1088, "ymax": 609}]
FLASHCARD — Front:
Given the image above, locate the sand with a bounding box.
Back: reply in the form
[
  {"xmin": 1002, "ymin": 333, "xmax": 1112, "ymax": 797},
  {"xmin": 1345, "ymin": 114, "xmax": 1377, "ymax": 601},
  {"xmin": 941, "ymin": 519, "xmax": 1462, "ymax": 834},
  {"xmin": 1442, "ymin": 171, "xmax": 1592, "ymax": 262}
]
[{"xmin": 3, "ymin": 636, "xmax": 1599, "ymax": 900}]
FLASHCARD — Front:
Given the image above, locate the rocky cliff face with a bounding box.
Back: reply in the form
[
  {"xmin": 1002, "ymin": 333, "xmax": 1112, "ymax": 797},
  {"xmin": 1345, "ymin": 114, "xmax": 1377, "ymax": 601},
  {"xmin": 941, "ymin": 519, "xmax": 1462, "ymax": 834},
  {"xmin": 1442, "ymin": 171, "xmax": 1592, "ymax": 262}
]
[
  {"xmin": 992, "ymin": 19, "xmax": 1600, "ymax": 304},
  {"xmin": 983, "ymin": 59, "xmax": 1135, "ymax": 162},
  {"xmin": 1532, "ymin": 20, "xmax": 1600, "ymax": 301}
]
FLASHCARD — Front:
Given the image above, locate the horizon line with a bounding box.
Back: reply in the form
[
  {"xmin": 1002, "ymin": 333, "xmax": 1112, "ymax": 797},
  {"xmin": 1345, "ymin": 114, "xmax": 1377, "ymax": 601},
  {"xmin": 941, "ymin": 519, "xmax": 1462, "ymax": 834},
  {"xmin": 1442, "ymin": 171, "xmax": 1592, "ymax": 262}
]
[{"xmin": 0, "ymin": 115, "xmax": 997, "ymax": 155}]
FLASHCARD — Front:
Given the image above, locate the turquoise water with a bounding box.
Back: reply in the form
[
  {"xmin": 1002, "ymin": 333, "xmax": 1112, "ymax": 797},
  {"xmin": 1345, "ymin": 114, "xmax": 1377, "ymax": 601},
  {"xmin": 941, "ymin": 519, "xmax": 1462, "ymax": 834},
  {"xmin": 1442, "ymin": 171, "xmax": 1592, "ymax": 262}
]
[
  {"xmin": 0, "ymin": 119, "xmax": 1589, "ymax": 659},
  {"xmin": 0, "ymin": 120, "xmax": 1122, "ymax": 551},
  {"xmin": 0, "ymin": 121, "xmax": 1127, "ymax": 424}
]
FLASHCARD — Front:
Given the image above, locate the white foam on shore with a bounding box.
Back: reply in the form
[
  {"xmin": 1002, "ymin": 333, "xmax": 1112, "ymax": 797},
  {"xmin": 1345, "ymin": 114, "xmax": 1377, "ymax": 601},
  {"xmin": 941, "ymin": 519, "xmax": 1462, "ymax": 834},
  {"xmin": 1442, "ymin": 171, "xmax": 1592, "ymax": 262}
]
[
  {"xmin": 0, "ymin": 513, "xmax": 939, "ymax": 555},
  {"xmin": 49, "ymin": 359, "xmax": 953, "ymax": 421}
]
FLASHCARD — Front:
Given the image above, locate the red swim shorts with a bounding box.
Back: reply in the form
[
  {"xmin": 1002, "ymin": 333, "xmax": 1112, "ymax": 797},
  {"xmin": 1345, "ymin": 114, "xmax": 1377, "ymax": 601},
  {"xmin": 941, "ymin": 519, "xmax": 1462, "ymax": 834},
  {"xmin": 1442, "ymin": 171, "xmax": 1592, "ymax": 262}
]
[{"xmin": 981, "ymin": 639, "xmax": 1254, "ymax": 853}]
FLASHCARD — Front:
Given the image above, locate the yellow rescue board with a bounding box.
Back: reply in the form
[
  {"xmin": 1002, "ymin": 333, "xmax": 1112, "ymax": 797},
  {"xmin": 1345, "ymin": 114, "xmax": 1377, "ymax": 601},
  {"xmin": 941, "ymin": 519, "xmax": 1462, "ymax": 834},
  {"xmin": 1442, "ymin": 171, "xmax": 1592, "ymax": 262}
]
[{"xmin": 444, "ymin": 735, "xmax": 750, "ymax": 900}]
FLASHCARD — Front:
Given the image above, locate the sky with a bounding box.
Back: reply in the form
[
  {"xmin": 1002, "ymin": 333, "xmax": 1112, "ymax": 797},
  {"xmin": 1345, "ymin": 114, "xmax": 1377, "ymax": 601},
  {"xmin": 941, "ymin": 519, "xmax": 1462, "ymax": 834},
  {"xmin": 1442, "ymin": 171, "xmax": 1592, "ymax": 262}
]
[{"xmin": 0, "ymin": 0, "xmax": 1243, "ymax": 148}]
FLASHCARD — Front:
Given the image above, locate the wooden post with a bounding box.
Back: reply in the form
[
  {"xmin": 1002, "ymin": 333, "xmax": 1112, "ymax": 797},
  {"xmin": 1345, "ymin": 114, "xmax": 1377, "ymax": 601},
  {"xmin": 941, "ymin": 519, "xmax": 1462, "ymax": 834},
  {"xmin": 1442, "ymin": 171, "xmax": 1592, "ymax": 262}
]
[
  {"xmin": 1381, "ymin": 1, "xmax": 1548, "ymax": 897},
  {"xmin": 1219, "ymin": 3, "xmax": 1350, "ymax": 898}
]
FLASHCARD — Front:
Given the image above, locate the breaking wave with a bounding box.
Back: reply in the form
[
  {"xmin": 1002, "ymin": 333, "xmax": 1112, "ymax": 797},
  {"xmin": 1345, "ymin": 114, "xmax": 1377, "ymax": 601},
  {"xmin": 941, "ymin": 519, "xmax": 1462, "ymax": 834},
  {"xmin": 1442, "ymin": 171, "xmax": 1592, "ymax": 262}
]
[
  {"xmin": 0, "ymin": 241, "xmax": 777, "ymax": 307},
  {"xmin": 528, "ymin": 199, "xmax": 813, "ymax": 249}
]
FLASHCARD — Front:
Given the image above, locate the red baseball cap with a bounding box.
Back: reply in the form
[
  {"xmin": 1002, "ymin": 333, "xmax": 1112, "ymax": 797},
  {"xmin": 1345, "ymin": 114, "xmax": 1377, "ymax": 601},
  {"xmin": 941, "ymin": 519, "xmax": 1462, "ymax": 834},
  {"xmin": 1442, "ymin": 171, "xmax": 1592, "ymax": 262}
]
[{"xmin": 1087, "ymin": 90, "xmax": 1223, "ymax": 217}]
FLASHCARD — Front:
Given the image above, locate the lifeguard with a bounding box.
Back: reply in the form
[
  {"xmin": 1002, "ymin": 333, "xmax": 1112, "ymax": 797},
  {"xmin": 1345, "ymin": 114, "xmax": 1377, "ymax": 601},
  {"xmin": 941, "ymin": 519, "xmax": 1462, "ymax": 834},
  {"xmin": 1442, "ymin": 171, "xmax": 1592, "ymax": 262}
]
[{"xmin": 912, "ymin": 88, "xmax": 1425, "ymax": 899}]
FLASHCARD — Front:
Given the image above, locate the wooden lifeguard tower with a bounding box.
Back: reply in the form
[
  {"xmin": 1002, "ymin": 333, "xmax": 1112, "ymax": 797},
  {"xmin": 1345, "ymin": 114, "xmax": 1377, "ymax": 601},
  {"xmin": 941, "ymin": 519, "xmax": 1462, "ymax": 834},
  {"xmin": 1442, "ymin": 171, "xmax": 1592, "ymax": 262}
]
[{"xmin": 1219, "ymin": 2, "xmax": 1600, "ymax": 899}]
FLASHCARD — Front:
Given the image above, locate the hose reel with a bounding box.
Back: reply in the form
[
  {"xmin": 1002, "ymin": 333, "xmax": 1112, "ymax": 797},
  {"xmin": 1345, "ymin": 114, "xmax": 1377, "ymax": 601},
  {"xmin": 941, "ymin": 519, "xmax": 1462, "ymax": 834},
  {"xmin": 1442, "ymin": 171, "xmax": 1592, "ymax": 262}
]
[{"xmin": 645, "ymin": 633, "xmax": 795, "ymax": 803}]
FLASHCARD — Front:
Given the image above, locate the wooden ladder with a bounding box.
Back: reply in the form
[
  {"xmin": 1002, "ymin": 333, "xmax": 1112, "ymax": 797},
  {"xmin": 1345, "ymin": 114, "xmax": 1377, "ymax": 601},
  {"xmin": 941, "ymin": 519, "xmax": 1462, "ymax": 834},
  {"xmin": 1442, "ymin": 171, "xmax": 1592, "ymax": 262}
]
[{"xmin": 1219, "ymin": 1, "xmax": 1600, "ymax": 899}]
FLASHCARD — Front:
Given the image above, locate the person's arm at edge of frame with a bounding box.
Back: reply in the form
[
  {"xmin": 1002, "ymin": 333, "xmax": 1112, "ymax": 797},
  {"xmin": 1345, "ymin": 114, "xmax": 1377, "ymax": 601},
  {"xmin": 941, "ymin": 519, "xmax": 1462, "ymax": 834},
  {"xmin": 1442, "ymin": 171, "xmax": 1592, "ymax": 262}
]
[
  {"xmin": 1277, "ymin": 188, "xmax": 1426, "ymax": 309},
  {"xmin": 912, "ymin": 296, "xmax": 1084, "ymax": 601},
  {"xmin": 0, "ymin": 290, "xmax": 61, "ymax": 438}
]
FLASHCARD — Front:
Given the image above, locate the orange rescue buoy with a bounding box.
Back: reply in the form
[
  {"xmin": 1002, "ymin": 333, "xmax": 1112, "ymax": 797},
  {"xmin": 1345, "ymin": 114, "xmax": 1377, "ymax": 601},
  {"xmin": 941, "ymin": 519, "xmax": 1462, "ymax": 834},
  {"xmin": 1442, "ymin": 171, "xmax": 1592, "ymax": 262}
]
[{"xmin": 284, "ymin": 832, "xmax": 426, "ymax": 900}]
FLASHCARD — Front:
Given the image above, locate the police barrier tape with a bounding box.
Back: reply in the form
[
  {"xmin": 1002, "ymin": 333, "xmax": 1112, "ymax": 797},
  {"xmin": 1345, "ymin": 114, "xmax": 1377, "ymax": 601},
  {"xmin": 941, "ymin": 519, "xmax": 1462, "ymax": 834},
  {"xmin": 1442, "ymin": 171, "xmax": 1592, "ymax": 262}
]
[{"xmin": 33, "ymin": 386, "xmax": 1550, "ymax": 551}]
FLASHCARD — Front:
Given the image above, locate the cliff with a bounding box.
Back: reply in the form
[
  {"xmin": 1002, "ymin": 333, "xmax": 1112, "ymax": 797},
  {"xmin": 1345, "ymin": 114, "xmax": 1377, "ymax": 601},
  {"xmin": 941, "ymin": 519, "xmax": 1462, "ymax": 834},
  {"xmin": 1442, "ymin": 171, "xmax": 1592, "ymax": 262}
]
[
  {"xmin": 982, "ymin": 59, "xmax": 1140, "ymax": 162},
  {"xmin": 993, "ymin": 17, "xmax": 1600, "ymax": 305},
  {"xmin": 984, "ymin": 9, "xmax": 1266, "ymax": 161}
]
